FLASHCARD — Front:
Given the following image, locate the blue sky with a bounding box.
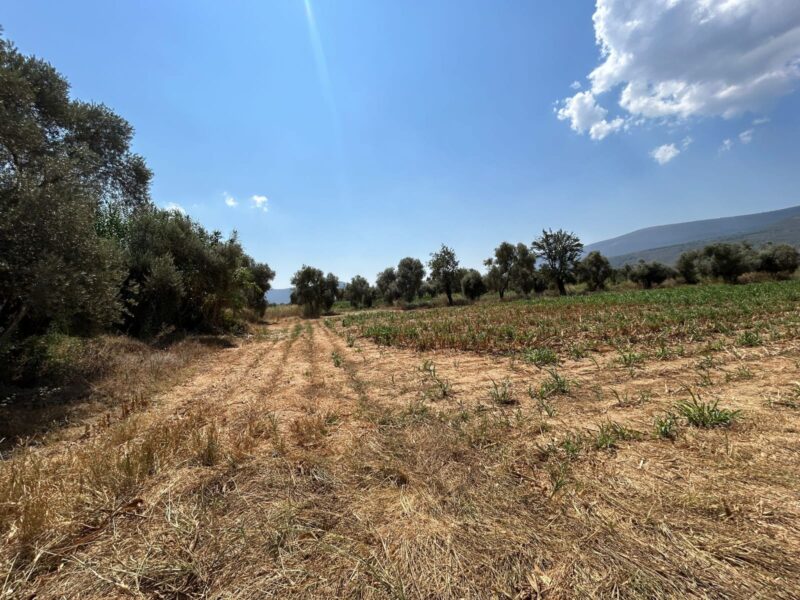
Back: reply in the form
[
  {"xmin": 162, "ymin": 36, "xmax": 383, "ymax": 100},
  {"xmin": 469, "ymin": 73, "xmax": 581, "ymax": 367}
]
[{"xmin": 5, "ymin": 0, "xmax": 800, "ymax": 286}]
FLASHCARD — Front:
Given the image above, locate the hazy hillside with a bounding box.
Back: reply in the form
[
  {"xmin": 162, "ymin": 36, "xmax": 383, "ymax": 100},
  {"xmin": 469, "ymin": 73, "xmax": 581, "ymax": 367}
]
[
  {"xmin": 585, "ymin": 205, "xmax": 800, "ymax": 266},
  {"xmin": 267, "ymin": 288, "xmax": 293, "ymax": 305},
  {"xmin": 585, "ymin": 205, "xmax": 800, "ymax": 260}
]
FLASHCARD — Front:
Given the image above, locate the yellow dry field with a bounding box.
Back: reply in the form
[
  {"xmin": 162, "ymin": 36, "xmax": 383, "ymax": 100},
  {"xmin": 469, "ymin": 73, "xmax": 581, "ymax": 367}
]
[{"xmin": 2, "ymin": 316, "xmax": 800, "ymax": 599}]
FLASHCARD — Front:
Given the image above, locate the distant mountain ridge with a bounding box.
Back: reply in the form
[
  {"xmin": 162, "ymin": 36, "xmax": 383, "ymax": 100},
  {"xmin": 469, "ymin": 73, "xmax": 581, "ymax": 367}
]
[
  {"xmin": 585, "ymin": 205, "xmax": 800, "ymax": 266},
  {"xmin": 267, "ymin": 288, "xmax": 293, "ymax": 305}
]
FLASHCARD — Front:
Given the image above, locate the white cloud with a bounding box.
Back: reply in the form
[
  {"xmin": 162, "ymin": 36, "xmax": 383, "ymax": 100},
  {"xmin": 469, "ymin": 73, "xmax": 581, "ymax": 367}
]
[
  {"xmin": 739, "ymin": 128, "xmax": 755, "ymax": 144},
  {"xmin": 719, "ymin": 138, "xmax": 734, "ymax": 152},
  {"xmin": 556, "ymin": 90, "xmax": 625, "ymax": 140},
  {"xmin": 250, "ymin": 194, "xmax": 269, "ymax": 212},
  {"xmin": 224, "ymin": 192, "xmax": 238, "ymax": 207},
  {"xmin": 681, "ymin": 136, "xmax": 693, "ymax": 149},
  {"xmin": 753, "ymin": 117, "xmax": 771, "ymax": 126},
  {"xmin": 570, "ymin": 80, "xmax": 582, "ymax": 90},
  {"xmin": 164, "ymin": 202, "xmax": 186, "ymax": 215},
  {"xmin": 650, "ymin": 143, "xmax": 680, "ymax": 165},
  {"xmin": 559, "ymin": 0, "xmax": 800, "ymax": 138}
]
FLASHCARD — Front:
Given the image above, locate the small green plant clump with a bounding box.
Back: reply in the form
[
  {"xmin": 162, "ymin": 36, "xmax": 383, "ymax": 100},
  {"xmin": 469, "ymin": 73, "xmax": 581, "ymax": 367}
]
[
  {"xmin": 654, "ymin": 413, "xmax": 679, "ymax": 439},
  {"xmin": 594, "ymin": 421, "xmax": 639, "ymax": 450},
  {"xmin": 676, "ymin": 392, "xmax": 740, "ymax": 428},
  {"xmin": 737, "ymin": 331, "xmax": 762, "ymax": 347},
  {"xmin": 535, "ymin": 369, "xmax": 570, "ymax": 399},
  {"xmin": 489, "ymin": 378, "xmax": 516, "ymax": 405},
  {"xmin": 523, "ymin": 347, "xmax": 558, "ymax": 367}
]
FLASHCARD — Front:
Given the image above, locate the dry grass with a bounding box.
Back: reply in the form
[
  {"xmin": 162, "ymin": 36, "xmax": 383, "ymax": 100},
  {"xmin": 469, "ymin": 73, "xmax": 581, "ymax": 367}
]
[{"xmin": 2, "ymin": 284, "xmax": 800, "ymax": 598}]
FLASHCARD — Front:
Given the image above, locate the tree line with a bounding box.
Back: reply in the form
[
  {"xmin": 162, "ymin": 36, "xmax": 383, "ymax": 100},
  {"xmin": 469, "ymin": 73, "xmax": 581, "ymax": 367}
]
[
  {"xmin": 290, "ymin": 235, "xmax": 800, "ymax": 317},
  {"xmin": 0, "ymin": 32, "xmax": 275, "ymax": 362}
]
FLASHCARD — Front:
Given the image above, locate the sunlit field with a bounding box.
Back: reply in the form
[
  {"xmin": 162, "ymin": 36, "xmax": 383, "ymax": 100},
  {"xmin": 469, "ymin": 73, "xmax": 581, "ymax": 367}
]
[{"xmin": 3, "ymin": 279, "xmax": 800, "ymax": 598}]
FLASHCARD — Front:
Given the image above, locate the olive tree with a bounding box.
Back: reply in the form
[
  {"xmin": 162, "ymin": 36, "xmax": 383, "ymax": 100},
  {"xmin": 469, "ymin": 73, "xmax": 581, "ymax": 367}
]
[
  {"xmin": 375, "ymin": 267, "xmax": 399, "ymax": 304},
  {"xmin": 396, "ymin": 258, "xmax": 425, "ymax": 303},
  {"xmin": 532, "ymin": 229, "xmax": 583, "ymax": 295},
  {"xmin": 758, "ymin": 244, "xmax": 799, "ymax": 275},
  {"xmin": 577, "ymin": 251, "xmax": 612, "ymax": 291},
  {"xmin": 428, "ymin": 245, "xmax": 460, "ymax": 306},
  {"xmin": 509, "ymin": 244, "xmax": 538, "ymax": 296},
  {"xmin": 630, "ymin": 261, "xmax": 675, "ymax": 289},
  {"xmin": 461, "ymin": 269, "xmax": 487, "ymax": 301},
  {"xmin": 701, "ymin": 243, "xmax": 756, "ymax": 284},
  {"xmin": 483, "ymin": 242, "xmax": 516, "ymax": 299},
  {"xmin": 0, "ymin": 33, "xmax": 151, "ymax": 348},
  {"xmin": 676, "ymin": 250, "xmax": 702, "ymax": 284},
  {"xmin": 345, "ymin": 275, "xmax": 374, "ymax": 308},
  {"xmin": 290, "ymin": 265, "xmax": 336, "ymax": 318}
]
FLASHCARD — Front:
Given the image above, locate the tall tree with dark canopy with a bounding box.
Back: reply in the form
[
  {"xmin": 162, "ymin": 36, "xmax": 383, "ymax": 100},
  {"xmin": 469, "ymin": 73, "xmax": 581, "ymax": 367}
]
[
  {"xmin": 375, "ymin": 267, "xmax": 400, "ymax": 304},
  {"xmin": 344, "ymin": 275, "xmax": 374, "ymax": 308},
  {"xmin": 701, "ymin": 243, "xmax": 755, "ymax": 284},
  {"xmin": 428, "ymin": 245, "xmax": 460, "ymax": 306},
  {"xmin": 290, "ymin": 266, "xmax": 333, "ymax": 318},
  {"xmin": 577, "ymin": 251, "xmax": 612, "ymax": 291},
  {"xmin": 483, "ymin": 242, "xmax": 516, "ymax": 299},
  {"xmin": 395, "ymin": 258, "xmax": 425, "ymax": 303},
  {"xmin": 509, "ymin": 243, "xmax": 538, "ymax": 296},
  {"xmin": 532, "ymin": 229, "xmax": 584, "ymax": 295},
  {"xmin": 461, "ymin": 269, "xmax": 487, "ymax": 301},
  {"xmin": 0, "ymin": 33, "xmax": 151, "ymax": 348}
]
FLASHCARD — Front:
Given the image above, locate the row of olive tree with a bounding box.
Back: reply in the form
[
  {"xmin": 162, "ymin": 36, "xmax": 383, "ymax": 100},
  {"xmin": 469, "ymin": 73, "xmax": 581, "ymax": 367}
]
[
  {"xmin": 0, "ymin": 33, "xmax": 275, "ymax": 353},
  {"xmin": 291, "ymin": 231, "xmax": 592, "ymax": 317},
  {"xmin": 291, "ymin": 235, "xmax": 800, "ymax": 318}
]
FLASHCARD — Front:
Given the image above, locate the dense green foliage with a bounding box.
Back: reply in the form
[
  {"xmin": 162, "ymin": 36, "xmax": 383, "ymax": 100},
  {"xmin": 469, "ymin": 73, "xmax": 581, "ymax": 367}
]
[
  {"xmin": 396, "ymin": 258, "xmax": 425, "ymax": 303},
  {"xmin": 0, "ymin": 33, "xmax": 273, "ymax": 359},
  {"xmin": 461, "ymin": 269, "xmax": 487, "ymax": 301},
  {"xmin": 344, "ymin": 275, "xmax": 375, "ymax": 308},
  {"xmin": 484, "ymin": 242, "xmax": 540, "ymax": 298},
  {"xmin": 757, "ymin": 243, "xmax": 799, "ymax": 275},
  {"xmin": 123, "ymin": 210, "xmax": 274, "ymax": 336},
  {"xmin": 428, "ymin": 245, "xmax": 460, "ymax": 305},
  {"xmin": 578, "ymin": 251, "xmax": 612, "ymax": 291},
  {"xmin": 290, "ymin": 266, "xmax": 339, "ymax": 318},
  {"xmin": 629, "ymin": 260, "xmax": 676, "ymax": 289}
]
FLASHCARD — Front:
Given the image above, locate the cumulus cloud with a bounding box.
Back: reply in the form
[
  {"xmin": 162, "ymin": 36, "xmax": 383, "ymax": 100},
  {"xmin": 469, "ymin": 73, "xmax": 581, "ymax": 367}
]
[
  {"xmin": 570, "ymin": 80, "xmax": 582, "ymax": 90},
  {"xmin": 719, "ymin": 138, "xmax": 734, "ymax": 153},
  {"xmin": 164, "ymin": 202, "xmax": 186, "ymax": 214},
  {"xmin": 556, "ymin": 90, "xmax": 625, "ymax": 140},
  {"xmin": 224, "ymin": 193, "xmax": 238, "ymax": 207},
  {"xmin": 558, "ymin": 0, "xmax": 800, "ymax": 140},
  {"xmin": 250, "ymin": 194, "xmax": 269, "ymax": 212},
  {"xmin": 650, "ymin": 143, "xmax": 680, "ymax": 165},
  {"xmin": 739, "ymin": 129, "xmax": 754, "ymax": 144}
]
